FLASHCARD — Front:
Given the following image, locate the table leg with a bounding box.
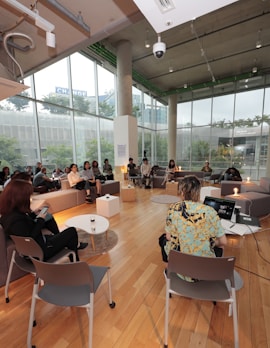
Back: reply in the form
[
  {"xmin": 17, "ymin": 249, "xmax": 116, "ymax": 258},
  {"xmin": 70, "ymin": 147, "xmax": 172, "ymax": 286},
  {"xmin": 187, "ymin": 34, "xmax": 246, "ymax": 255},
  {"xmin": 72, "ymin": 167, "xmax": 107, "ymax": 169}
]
[{"xmin": 90, "ymin": 235, "xmax": 96, "ymax": 251}]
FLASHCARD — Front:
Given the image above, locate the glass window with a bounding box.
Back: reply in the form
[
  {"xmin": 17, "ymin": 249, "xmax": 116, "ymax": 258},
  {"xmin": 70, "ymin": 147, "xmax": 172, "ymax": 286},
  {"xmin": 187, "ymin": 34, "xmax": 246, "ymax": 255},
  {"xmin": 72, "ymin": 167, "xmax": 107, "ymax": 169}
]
[
  {"xmin": 212, "ymin": 94, "xmax": 234, "ymax": 125},
  {"xmin": 234, "ymin": 89, "xmax": 264, "ymax": 121},
  {"xmin": 100, "ymin": 118, "xmax": 115, "ymax": 166},
  {"xmin": 132, "ymin": 86, "xmax": 142, "ymax": 122},
  {"xmin": 38, "ymin": 103, "xmax": 73, "ymax": 173},
  {"xmin": 34, "ymin": 58, "xmax": 69, "ymax": 103},
  {"xmin": 97, "ymin": 65, "xmax": 115, "ymax": 118},
  {"xmin": 70, "ymin": 53, "xmax": 96, "ymax": 114},
  {"xmin": 177, "ymin": 102, "xmax": 191, "ymax": 127},
  {"xmin": 192, "ymin": 98, "xmax": 212, "ymax": 126}
]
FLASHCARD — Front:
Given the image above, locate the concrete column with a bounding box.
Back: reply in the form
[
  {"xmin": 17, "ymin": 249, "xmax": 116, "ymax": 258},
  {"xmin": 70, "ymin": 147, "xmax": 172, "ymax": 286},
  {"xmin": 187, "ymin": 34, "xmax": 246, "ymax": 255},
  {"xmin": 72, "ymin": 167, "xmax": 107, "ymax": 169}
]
[
  {"xmin": 117, "ymin": 40, "xmax": 132, "ymax": 116},
  {"xmin": 168, "ymin": 94, "xmax": 177, "ymax": 161},
  {"xmin": 114, "ymin": 40, "xmax": 138, "ymax": 181}
]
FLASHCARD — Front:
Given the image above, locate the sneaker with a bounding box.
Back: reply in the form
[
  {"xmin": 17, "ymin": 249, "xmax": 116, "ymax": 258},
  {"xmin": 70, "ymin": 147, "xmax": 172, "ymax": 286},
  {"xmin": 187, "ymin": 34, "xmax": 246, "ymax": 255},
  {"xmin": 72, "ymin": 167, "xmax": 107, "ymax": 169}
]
[{"xmin": 97, "ymin": 193, "xmax": 101, "ymax": 197}]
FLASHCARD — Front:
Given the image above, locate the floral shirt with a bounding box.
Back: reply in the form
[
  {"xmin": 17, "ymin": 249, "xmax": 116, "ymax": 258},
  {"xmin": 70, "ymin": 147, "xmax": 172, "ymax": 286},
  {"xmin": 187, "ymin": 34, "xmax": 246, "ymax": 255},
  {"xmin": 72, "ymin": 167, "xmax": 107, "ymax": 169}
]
[
  {"xmin": 165, "ymin": 200, "xmax": 224, "ymax": 258},
  {"xmin": 164, "ymin": 200, "xmax": 225, "ymax": 281}
]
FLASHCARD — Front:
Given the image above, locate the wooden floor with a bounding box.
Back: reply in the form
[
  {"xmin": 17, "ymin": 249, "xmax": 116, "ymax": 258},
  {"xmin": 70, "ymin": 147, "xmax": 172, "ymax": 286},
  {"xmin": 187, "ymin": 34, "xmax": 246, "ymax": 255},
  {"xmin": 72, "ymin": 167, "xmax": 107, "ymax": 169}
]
[{"xmin": 1, "ymin": 185, "xmax": 270, "ymax": 348}]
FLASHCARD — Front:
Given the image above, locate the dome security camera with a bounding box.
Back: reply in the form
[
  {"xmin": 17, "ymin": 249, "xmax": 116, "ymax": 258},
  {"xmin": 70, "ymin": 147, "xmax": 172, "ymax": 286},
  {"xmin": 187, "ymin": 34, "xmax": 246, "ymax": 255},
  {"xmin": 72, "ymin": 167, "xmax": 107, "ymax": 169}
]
[{"xmin": 153, "ymin": 41, "xmax": 166, "ymax": 59}]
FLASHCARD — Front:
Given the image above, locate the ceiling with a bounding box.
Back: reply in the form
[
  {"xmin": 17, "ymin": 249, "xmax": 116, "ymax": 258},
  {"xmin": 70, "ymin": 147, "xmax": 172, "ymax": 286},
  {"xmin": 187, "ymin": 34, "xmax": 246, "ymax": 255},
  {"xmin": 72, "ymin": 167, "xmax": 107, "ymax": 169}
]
[{"xmin": 0, "ymin": 0, "xmax": 270, "ymax": 103}]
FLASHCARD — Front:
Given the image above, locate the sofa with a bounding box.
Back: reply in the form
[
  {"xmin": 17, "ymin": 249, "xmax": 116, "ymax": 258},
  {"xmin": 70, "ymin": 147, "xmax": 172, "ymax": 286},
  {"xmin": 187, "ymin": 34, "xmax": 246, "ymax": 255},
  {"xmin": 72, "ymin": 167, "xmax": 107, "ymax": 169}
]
[
  {"xmin": 32, "ymin": 179, "xmax": 120, "ymax": 214},
  {"xmin": 221, "ymin": 177, "xmax": 270, "ymax": 196},
  {"xmin": 224, "ymin": 177, "xmax": 270, "ymax": 217},
  {"xmin": 152, "ymin": 169, "xmax": 204, "ymax": 188}
]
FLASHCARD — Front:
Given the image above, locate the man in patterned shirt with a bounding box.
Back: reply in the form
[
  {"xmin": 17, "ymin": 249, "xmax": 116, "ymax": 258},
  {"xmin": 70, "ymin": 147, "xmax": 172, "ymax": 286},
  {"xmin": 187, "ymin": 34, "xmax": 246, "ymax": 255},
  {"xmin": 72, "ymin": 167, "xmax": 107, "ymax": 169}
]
[{"xmin": 164, "ymin": 175, "xmax": 227, "ymax": 280}]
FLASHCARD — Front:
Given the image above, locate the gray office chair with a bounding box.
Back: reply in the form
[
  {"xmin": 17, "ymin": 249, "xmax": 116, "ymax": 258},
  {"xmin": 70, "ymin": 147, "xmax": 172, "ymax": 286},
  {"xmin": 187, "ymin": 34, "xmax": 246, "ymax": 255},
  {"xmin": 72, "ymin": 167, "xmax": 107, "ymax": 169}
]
[
  {"xmin": 164, "ymin": 250, "xmax": 240, "ymax": 348},
  {"xmin": 5, "ymin": 235, "xmax": 76, "ymax": 303},
  {"xmin": 27, "ymin": 258, "xmax": 116, "ymax": 348}
]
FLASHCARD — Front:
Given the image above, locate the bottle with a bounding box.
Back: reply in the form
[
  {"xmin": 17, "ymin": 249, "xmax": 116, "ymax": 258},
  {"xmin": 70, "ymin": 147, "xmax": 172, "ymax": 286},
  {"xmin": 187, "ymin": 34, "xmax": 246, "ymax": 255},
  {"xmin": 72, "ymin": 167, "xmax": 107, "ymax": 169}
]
[{"xmin": 90, "ymin": 216, "xmax": 96, "ymax": 232}]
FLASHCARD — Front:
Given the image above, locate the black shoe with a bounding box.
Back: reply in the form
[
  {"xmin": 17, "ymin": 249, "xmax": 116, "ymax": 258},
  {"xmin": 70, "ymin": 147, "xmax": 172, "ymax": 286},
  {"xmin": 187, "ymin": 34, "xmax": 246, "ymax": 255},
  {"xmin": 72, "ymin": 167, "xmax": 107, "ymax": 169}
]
[
  {"xmin": 78, "ymin": 242, "xmax": 88, "ymax": 250},
  {"xmin": 85, "ymin": 196, "xmax": 93, "ymax": 203}
]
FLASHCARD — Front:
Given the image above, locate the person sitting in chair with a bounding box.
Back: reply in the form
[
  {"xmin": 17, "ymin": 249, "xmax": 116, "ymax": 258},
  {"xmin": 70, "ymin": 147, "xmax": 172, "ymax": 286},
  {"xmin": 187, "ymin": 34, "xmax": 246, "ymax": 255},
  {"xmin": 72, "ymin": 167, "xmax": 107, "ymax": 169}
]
[
  {"xmin": 162, "ymin": 175, "xmax": 227, "ymax": 281},
  {"xmin": 223, "ymin": 167, "xmax": 242, "ymax": 181},
  {"xmin": 141, "ymin": 158, "xmax": 151, "ymax": 189},
  {"xmin": 127, "ymin": 157, "xmax": 138, "ymax": 185}
]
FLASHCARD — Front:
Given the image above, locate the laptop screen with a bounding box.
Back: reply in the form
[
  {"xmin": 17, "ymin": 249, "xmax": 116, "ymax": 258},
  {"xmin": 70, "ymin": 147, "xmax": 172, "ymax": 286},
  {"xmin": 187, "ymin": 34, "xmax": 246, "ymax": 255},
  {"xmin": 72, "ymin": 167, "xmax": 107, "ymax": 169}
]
[{"xmin": 203, "ymin": 196, "xmax": 235, "ymax": 220}]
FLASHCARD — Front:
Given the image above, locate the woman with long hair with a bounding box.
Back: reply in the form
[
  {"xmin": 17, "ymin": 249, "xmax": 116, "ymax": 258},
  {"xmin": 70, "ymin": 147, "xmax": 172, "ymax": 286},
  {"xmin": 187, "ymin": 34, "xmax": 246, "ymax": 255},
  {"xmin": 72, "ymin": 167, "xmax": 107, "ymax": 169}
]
[
  {"xmin": 162, "ymin": 159, "xmax": 177, "ymax": 185},
  {"xmin": 0, "ymin": 179, "xmax": 87, "ymax": 261}
]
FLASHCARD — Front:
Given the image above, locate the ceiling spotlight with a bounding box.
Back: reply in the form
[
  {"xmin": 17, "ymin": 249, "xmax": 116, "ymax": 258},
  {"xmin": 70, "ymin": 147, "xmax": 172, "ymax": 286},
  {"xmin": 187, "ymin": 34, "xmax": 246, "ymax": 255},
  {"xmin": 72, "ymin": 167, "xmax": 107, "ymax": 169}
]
[
  {"xmin": 252, "ymin": 66, "xmax": 258, "ymax": 74},
  {"xmin": 256, "ymin": 29, "xmax": 262, "ymax": 49},
  {"xmin": 169, "ymin": 66, "xmax": 173, "ymax": 73},
  {"xmin": 145, "ymin": 29, "xmax": 151, "ymax": 48},
  {"xmin": 184, "ymin": 83, "xmax": 188, "ymax": 88}
]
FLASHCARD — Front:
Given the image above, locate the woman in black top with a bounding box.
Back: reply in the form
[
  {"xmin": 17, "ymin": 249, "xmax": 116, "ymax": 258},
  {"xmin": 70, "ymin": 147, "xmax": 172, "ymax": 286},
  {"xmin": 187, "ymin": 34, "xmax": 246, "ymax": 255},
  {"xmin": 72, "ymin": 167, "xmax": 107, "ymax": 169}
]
[{"xmin": 0, "ymin": 179, "xmax": 87, "ymax": 261}]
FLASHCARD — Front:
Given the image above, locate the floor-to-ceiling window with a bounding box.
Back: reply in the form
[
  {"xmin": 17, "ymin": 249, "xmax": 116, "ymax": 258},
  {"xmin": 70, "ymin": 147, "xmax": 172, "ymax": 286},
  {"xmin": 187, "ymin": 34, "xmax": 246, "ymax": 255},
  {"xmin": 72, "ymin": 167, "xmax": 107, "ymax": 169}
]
[{"xmin": 0, "ymin": 49, "xmax": 269, "ymax": 180}]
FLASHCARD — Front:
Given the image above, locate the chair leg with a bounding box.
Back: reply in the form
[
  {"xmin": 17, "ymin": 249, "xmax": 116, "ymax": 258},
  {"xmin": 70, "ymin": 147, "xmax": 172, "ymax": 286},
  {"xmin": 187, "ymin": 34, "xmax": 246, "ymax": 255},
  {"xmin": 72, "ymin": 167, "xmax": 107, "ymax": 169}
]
[
  {"xmin": 88, "ymin": 294, "xmax": 94, "ymax": 348},
  {"xmin": 27, "ymin": 277, "xmax": 39, "ymax": 348},
  {"xmin": 107, "ymin": 269, "xmax": 116, "ymax": 308},
  {"xmin": 231, "ymin": 289, "xmax": 239, "ymax": 348},
  {"xmin": 164, "ymin": 279, "xmax": 170, "ymax": 348},
  {"xmin": 5, "ymin": 250, "xmax": 16, "ymax": 303}
]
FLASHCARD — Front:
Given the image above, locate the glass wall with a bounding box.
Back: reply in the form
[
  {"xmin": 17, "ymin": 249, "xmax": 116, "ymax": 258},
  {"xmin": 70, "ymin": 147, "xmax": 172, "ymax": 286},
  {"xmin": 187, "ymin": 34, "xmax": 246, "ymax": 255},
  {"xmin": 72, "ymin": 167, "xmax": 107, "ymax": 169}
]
[
  {"xmin": 0, "ymin": 48, "xmax": 269, "ymax": 181},
  {"xmin": 174, "ymin": 87, "xmax": 270, "ymax": 180}
]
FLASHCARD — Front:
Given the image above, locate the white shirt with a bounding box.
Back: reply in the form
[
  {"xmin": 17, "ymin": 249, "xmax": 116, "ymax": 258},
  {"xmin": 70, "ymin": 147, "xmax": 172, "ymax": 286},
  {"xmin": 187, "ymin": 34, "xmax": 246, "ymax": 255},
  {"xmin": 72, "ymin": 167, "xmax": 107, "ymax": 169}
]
[{"xmin": 67, "ymin": 171, "xmax": 82, "ymax": 187}]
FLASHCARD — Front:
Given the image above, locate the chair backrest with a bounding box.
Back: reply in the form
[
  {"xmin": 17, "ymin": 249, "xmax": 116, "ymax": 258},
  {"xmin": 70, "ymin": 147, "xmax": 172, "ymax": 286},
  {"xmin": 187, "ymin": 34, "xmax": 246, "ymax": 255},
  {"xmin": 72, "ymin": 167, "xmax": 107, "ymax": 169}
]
[
  {"xmin": 167, "ymin": 250, "xmax": 235, "ymax": 287},
  {"xmin": 31, "ymin": 258, "xmax": 94, "ymax": 291},
  {"xmin": 10, "ymin": 235, "xmax": 44, "ymax": 260}
]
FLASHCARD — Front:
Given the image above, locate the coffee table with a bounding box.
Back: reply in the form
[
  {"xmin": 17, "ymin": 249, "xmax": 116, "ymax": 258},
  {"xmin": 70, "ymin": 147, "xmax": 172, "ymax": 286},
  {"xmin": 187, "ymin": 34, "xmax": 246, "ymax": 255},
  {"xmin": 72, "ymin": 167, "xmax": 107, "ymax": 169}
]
[{"xmin": 65, "ymin": 214, "xmax": 109, "ymax": 251}]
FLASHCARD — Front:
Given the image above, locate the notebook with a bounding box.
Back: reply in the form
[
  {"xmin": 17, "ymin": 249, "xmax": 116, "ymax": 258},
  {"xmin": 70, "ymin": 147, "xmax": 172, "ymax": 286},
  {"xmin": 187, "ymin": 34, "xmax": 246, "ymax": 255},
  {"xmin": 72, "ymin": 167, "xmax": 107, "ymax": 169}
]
[{"xmin": 203, "ymin": 196, "xmax": 235, "ymax": 220}]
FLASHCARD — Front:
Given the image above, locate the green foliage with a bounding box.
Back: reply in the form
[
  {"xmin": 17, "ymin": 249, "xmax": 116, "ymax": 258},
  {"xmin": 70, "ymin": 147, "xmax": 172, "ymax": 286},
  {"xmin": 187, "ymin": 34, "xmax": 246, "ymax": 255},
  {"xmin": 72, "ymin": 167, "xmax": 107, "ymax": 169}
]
[
  {"xmin": 98, "ymin": 101, "xmax": 114, "ymax": 118},
  {"xmin": 42, "ymin": 144, "xmax": 73, "ymax": 169},
  {"xmin": 42, "ymin": 94, "xmax": 69, "ymax": 114},
  {"xmin": 212, "ymin": 114, "xmax": 270, "ymax": 128},
  {"xmin": 0, "ymin": 136, "xmax": 23, "ymax": 170},
  {"xmin": 42, "ymin": 94, "xmax": 90, "ymax": 115},
  {"xmin": 7, "ymin": 92, "xmax": 30, "ymax": 111},
  {"xmin": 156, "ymin": 134, "xmax": 168, "ymax": 163},
  {"xmin": 190, "ymin": 140, "xmax": 210, "ymax": 161},
  {"xmin": 85, "ymin": 138, "xmax": 114, "ymax": 165}
]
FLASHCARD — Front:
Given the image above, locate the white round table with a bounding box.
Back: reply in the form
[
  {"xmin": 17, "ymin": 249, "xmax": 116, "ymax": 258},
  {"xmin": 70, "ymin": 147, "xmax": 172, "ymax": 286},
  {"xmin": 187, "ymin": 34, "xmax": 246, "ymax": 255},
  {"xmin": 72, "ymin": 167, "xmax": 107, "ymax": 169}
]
[{"xmin": 65, "ymin": 214, "xmax": 109, "ymax": 251}]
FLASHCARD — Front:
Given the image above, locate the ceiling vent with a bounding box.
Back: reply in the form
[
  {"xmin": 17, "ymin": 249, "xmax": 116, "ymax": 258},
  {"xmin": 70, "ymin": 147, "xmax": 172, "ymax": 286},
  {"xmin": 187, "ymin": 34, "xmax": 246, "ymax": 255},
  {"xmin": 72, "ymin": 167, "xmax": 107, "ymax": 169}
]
[
  {"xmin": 155, "ymin": 0, "xmax": 175, "ymax": 13},
  {"xmin": 133, "ymin": 0, "xmax": 238, "ymax": 33}
]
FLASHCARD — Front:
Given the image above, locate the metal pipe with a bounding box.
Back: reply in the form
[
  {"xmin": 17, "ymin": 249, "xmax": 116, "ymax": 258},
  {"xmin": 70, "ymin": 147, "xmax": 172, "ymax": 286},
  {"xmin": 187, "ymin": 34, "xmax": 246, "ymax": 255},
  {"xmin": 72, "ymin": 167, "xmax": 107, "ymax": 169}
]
[{"xmin": 44, "ymin": 0, "xmax": 90, "ymax": 34}]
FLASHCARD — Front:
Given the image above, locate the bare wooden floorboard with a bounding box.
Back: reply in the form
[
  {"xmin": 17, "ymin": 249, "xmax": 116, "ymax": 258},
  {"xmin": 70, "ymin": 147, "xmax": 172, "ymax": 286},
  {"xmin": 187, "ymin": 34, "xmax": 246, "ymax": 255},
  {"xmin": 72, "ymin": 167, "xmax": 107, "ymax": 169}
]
[{"xmin": 0, "ymin": 185, "xmax": 270, "ymax": 347}]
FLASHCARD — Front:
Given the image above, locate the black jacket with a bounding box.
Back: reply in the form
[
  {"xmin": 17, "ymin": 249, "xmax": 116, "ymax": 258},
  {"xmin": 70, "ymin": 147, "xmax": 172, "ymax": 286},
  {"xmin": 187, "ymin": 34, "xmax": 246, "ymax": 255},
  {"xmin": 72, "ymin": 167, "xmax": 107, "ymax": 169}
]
[{"xmin": 0, "ymin": 210, "xmax": 46, "ymax": 252}]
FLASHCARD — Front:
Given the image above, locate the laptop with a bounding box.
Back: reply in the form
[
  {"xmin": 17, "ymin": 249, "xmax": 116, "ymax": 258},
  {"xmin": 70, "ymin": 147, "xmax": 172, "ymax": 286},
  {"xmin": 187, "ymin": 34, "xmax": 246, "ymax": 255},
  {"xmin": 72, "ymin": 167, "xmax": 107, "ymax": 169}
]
[{"xmin": 203, "ymin": 196, "xmax": 235, "ymax": 220}]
